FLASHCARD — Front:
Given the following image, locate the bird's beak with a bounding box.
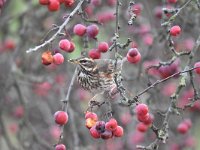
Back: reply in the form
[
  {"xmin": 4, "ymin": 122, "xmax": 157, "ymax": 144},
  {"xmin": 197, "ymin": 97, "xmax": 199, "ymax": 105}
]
[{"xmin": 68, "ymin": 59, "xmax": 79, "ymax": 64}]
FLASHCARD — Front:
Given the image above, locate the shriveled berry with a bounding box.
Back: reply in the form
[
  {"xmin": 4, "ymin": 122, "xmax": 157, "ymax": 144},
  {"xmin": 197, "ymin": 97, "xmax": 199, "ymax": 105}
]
[
  {"xmin": 101, "ymin": 130, "xmax": 112, "ymax": 139},
  {"xmin": 41, "ymin": 51, "xmax": 53, "ymax": 65},
  {"xmin": 95, "ymin": 121, "xmax": 105, "ymax": 133},
  {"xmin": 85, "ymin": 118, "xmax": 97, "ymax": 129}
]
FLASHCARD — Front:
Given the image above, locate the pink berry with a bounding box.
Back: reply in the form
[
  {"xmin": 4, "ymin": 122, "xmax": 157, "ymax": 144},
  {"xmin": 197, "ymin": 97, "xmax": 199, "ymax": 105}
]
[
  {"xmin": 194, "ymin": 62, "xmax": 200, "ymax": 74},
  {"xmin": 67, "ymin": 42, "xmax": 75, "ymax": 53},
  {"xmin": 64, "ymin": 0, "xmax": 74, "ymax": 7},
  {"xmin": 55, "ymin": 144, "xmax": 66, "ymax": 150},
  {"xmin": 39, "ymin": 0, "xmax": 49, "ymax": 5},
  {"xmin": 85, "ymin": 111, "xmax": 98, "ymax": 121},
  {"xmin": 86, "ymin": 24, "xmax": 99, "ymax": 38},
  {"xmin": 126, "ymin": 48, "xmax": 141, "ymax": 64},
  {"xmin": 170, "ymin": 25, "xmax": 181, "ymax": 36},
  {"xmin": 113, "ymin": 126, "xmax": 124, "ymax": 137},
  {"xmin": 136, "ymin": 122, "xmax": 148, "ymax": 132},
  {"xmin": 98, "ymin": 42, "xmax": 109, "ymax": 53},
  {"xmin": 53, "ymin": 53, "xmax": 64, "ymax": 65},
  {"xmin": 90, "ymin": 126, "xmax": 101, "ymax": 138},
  {"xmin": 105, "ymin": 118, "xmax": 118, "ymax": 131},
  {"xmin": 91, "ymin": 0, "xmax": 101, "ymax": 6},
  {"xmin": 177, "ymin": 122, "xmax": 189, "ymax": 134},
  {"xmin": 132, "ymin": 3, "xmax": 143, "ymax": 16},
  {"xmin": 137, "ymin": 113, "xmax": 150, "ymax": 122},
  {"xmin": 54, "ymin": 111, "xmax": 68, "ymax": 125},
  {"xmin": 167, "ymin": 0, "xmax": 177, "ymax": 4},
  {"xmin": 73, "ymin": 24, "xmax": 87, "ymax": 36},
  {"xmin": 88, "ymin": 49, "xmax": 101, "ymax": 59},
  {"xmin": 48, "ymin": 0, "xmax": 60, "ymax": 11},
  {"xmin": 135, "ymin": 103, "xmax": 149, "ymax": 116},
  {"xmin": 59, "ymin": 39, "xmax": 71, "ymax": 51}
]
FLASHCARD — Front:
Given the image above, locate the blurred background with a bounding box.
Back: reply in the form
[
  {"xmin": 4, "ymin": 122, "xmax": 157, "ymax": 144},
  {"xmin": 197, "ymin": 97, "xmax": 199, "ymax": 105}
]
[{"xmin": 0, "ymin": 0, "xmax": 200, "ymax": 150}]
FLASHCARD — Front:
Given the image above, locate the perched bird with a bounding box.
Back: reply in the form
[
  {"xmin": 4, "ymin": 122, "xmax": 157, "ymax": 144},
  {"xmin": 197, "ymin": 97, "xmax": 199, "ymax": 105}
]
[{"xmin": 68, "ymin": 57, "xmax": 125, "ymax": 94}]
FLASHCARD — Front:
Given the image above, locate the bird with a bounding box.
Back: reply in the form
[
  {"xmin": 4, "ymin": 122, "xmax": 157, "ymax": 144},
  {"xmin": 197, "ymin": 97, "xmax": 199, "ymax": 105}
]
[{"xmin": 68, "ymin": 57, "xmax": 125, "ymax": 94}]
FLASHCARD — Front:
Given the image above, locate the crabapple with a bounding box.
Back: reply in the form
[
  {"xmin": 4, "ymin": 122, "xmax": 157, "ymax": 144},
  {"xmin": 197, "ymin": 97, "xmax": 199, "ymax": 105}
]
[
  {"xmin": 105, "ymin": 118, "xmax": 118, "ymax": 131},
  {"xmin": 85, "ymin": 118, "xmax": 97, "ymax": 129},
  {"xmin": 73, "ymin": 24, "xmax": 87, "ymax": 36},
  {"xmin": 85, "ymin": 111, "xmax": 98, "ymax": 121},
  {"xmin": 126, "ymin": 48, "xmax": 141, "ymax": 64},
  {"xmin": 88, "ymin": 49, "xmax": 101, "ymax": 59},
  {"xmin": 101, "ymin": 130, "xmax": 112, "ymax": 139},
  {"xmin": 90, "ymin": 126, "xmax": 101, "ymax": 138},
  {"xmin": 170, "ymin": 25, "xmax": 181, "ymax": 36},
  {"xmin": 113, "ymin": 126, "xmax": 124, "ymax": 137},
  {"xmin": 135, "ymin": 103, "xmax": 149, "ymax": 116},
  {"xmin": 54, "ymin": 111, "xmax": 68, "ymax": 125},
  {"xmin": 86, "ymin": 24, "xmax": 99, "ymax": 38},
  {"xmin": 48, "ymin": 0, "xmax": 60, "ymax": 11},
  {"xmin": 53, "ymin": 53, "xmax": 64, "ymax": 65},
  {"xmin": 95, "ymin": 121, "xmax": 106, "ymax": 133},
  {"xmin": 177, "ymin": 122, "xmax": 189, "ymax": 134},
  {"xmin": 59, "ymin": 39, "xmax": 71, "ymax": 51},
  {"xmin": 55, "ymin": 144, "xmax": 66, "ymax": 150},
  {"xmin": 64, "ymin": 0, "xmax": 74, "ymax": 7},
  {"xmin": 41, "ymin": 51, "xmax": 53, "ymax": 65},
  {"xmin": 98, "ymin": 42, "xmax": 109, "ymax": 53},
  {"xmin": 194, "ymin": 62, "xmax": 200, "ymax": 74},
  {"xmin": 39, "ymin": 0, "xmax": 49, "ymax": 5},
  {"xmin": 136, "ymin": 122, "xmax": 148, "ymax": 132}
]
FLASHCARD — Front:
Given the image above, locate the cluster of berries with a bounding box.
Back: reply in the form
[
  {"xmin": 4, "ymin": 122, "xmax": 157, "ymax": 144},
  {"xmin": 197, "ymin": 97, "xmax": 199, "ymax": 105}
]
[
  {"xmin": 85, "ymin": 111, "xmax": 123, "ymax": 139},
  {"xmin": 39, "ymin": 0, "xmax": 74, "ymax": 12},
  {"xmin": 42, "ymin": 51, "xmax": 64, "ymax": 66},
  {"xmin": 135, "ymin": 103, "xmax": 153, "ymax": 133},
  {"xmin": 53, "ymin": 111, "xmax": 69, "ymax": 150}
]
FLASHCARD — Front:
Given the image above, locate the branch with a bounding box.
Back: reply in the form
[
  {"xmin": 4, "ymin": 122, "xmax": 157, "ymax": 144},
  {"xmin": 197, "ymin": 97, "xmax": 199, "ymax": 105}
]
[{"xmin": 26, "ymin": 0, "xmax": 86, "ymax": 53}]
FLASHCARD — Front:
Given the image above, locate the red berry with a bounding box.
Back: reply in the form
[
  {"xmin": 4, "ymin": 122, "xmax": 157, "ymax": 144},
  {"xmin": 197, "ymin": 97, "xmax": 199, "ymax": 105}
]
[
  {"xmin": 105, "ymin": 118, "xmax": 118, "ymax": 131},
  {"xmin": 68, "ymin": 42, "xmax": 75, "ymax": 53},
  {"xmin": 86, "ymin": 24, "xmax": 99, "ymax": 38},
  {"xmin": 143, "ymin": 114, "xmax": 154, "ymax": 125},
  {"xmin": 54, "ymin": 111, "xmax": 68, "ymax": 125},
  {"xmin": 170, "ymin": 25, "xmax": 181, "ymax": 36},
  {"xmin": 59, "ymin": 39, "xmax": 71, "ymax": 51},
  {"xmin": 130, "ymin": 41, "xmax": 138, "ymax": 48},
  {"xmin": 101, "ymin": 130, "xmax": 112, "ymax": 139},
  {"xmin": 194, "ymin": 62, "xmax": 200, "ymax": 74},
  {"xmin": 48, "ymin": 0, "xmax": 60, "ymax": 11},
  {"xmin": 13, "ymin": 106, "xmax": 24, "ymax": 118},
  {"xmin": 136, "ymin": 122, "xmax": 148, "ymax": 132},
  {"xmin": 85, "ymin": 111, "xmax": 98, "ymax": 121},
  {"xmin": 91, "ymin": 0, "xmax": 101, "ymax": 6},
  {"xmin": 41, "ymin": 51, "xmax": 53, "ymax": 65},
  {"xmin": 154, "ymin": 6, "xmax": 162, "ymax": 19},
  {"xmin": 135, "ymin": 103, "xmax": 149, "ymax": 116},
  {"xmin": 113, "ymin": 126, "xmax": 124, "ymax": 137},
  {"xmin": 127, "ymin": 48, "xmax": 141, "ymax": 64},
  {"xmin": 53, "ymin": 53, "xmax": 64, "ymax": 65},
  {"xmin": 73, "ymin": 24, "xmax": 87, "ymax": 36},
  {"xmin": 132, "ymin": 3, "xmax": 143, "ymax": 16},
  {"xmin": 55, "ymin": 144, "xmax": 66, "ymax": 150},
  {"xmin": 98, "ymin": 42, "xmax": 109, "ymax": 53},
  {"xmin": 64, "ymin": 0, "xmax": 74, "ymax": 7},
  {"xmin": 39, "ymin": 0, "xmax": 49, "ymax": 5},
  {"xmin": 137, "ymin": 113, "xmax": 150, "ymax": 122},
  {"xmin": 167, "ymin": 0, "xmax": 177, "ymax": 4},
  {"xmin": 107, "ymin": 0, "xmax": 116, "ymax": 6},
  {"xmin": 177, "ymin": 122, "xmax": 189, "ymax": 134},
  {"xmin": 4, "ymin": 39, "xmax": 16, "ymax": 50},
  {"xmin": 88, "ymin": 49, "xmax": 101, "ymax": 59},
  {"xmin": 90, "ymin": 126, "xmax": 101, "ymax": 138}
]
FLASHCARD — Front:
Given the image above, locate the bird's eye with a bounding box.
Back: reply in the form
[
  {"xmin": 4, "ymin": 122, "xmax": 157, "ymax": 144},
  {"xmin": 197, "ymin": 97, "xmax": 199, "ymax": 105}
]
[{"xmin": 80, "ymin": 59, "xmax": 87, "ymax": 64}]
